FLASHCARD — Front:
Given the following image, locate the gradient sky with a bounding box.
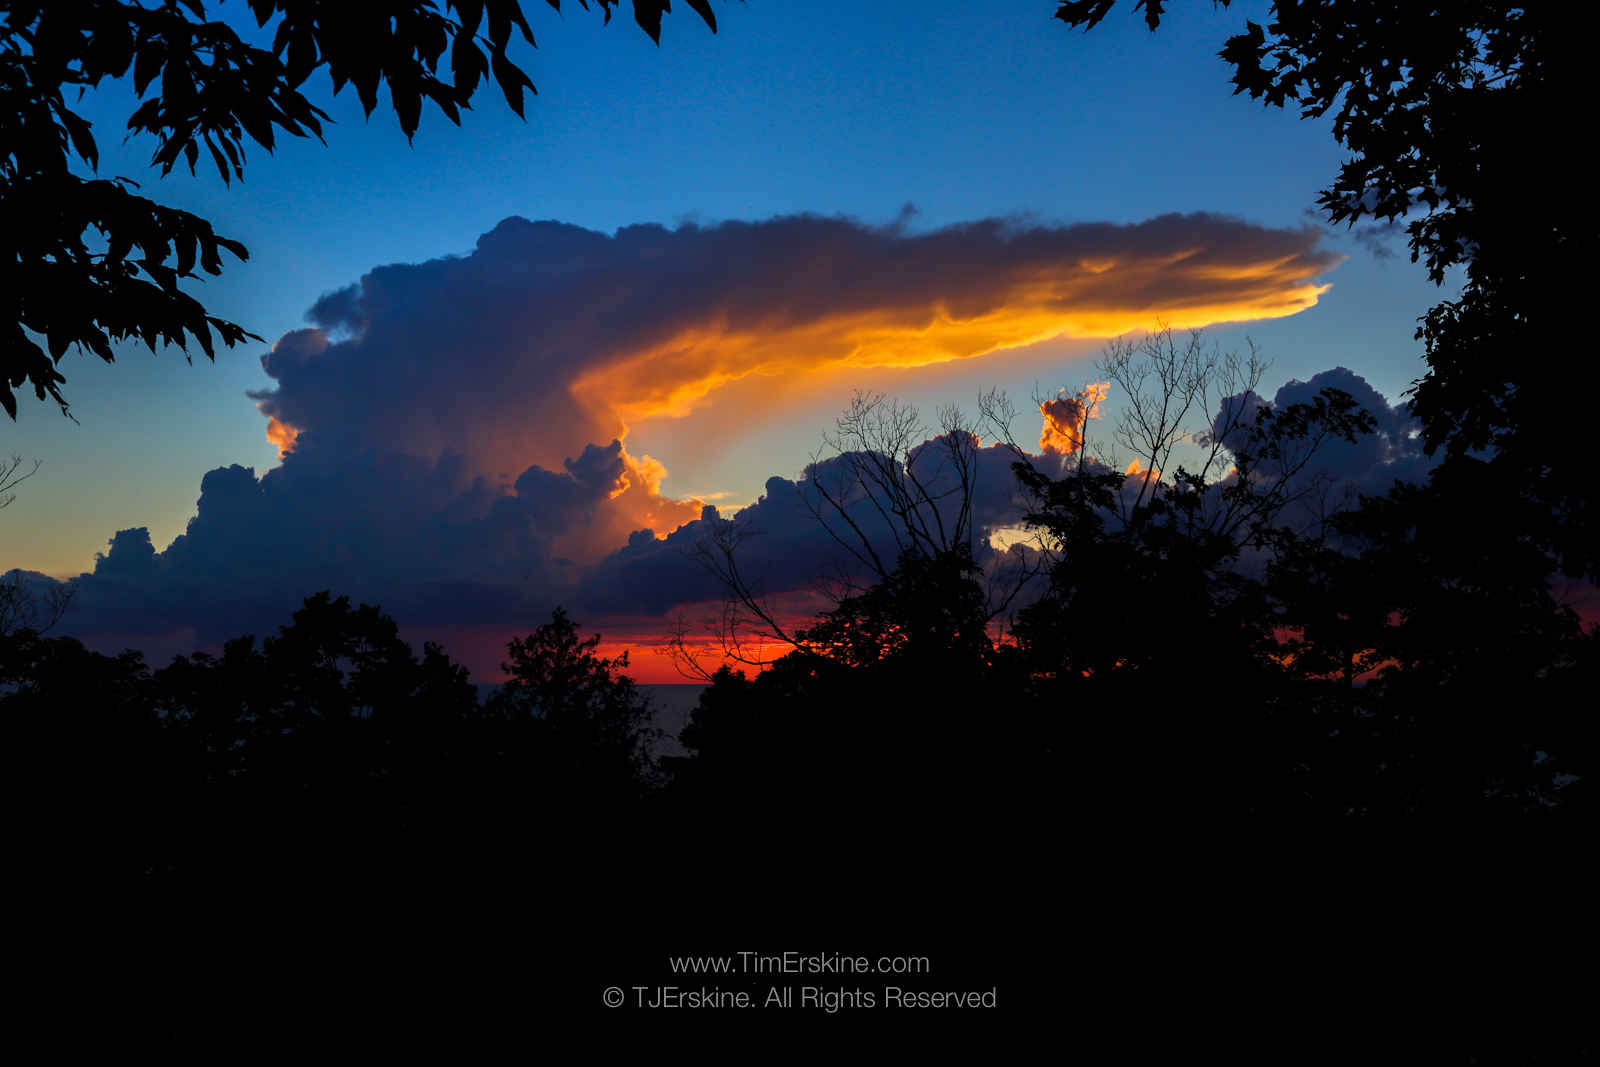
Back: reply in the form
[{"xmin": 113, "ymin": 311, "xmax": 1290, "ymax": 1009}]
[{"xmin": 1, "ymin": 1, "xmax": 1451, "ymax": 678}]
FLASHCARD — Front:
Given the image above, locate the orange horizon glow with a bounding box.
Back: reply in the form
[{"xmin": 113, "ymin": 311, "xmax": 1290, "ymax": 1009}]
[{"xmin": 406, "ymin": 625, "xmax": 799, "ymax": 687}]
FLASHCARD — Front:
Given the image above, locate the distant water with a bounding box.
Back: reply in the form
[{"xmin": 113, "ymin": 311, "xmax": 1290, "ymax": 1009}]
[
  {"xmin": 640, "ymin": 685, "xmax": 707, "ymax": 758},
  {"xmin": 473, "ymin": 683, "xmax": 706, "ymax": 758}
]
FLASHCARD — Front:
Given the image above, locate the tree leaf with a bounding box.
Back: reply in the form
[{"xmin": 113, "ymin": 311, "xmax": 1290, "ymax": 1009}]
[
  {"xmin": 56, "ymin": 106, "xmax": 99, "ymax": 170},
  {"xmin": 491, "ymin": 50, "xmax": 535, "ymax": 117},
  {"xmin": 133, "ymin": 37, "xmax": 166, "ymax": 97},
  {"xmin": 205, "ymin": 135, "xmax": 230, "ymax": 184},
  {"xmin": 684, "ymin": 0, "xmax": 717, "ymax": 33},
  {"xmin": 455, "ymin": 0, "xmax": 485, "ymax": 40},
  {"xmin": 633, "ymin": 1, "xmax": 664, "ymax": 44}
]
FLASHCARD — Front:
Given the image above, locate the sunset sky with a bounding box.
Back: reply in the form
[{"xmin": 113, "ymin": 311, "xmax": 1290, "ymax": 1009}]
[{"xmin": 0, "ymin": 1, "xmax": 1451, "ymax": 682}]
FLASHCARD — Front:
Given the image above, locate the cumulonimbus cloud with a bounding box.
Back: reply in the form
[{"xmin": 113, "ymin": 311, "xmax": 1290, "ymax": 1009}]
[
  {"xmin": 26, "ymin": 210, "xmax": 1358, "ymax": 677},
  {"xmin": 253, "ymin": 212, "xmax": 1340, "ymax": 485}
]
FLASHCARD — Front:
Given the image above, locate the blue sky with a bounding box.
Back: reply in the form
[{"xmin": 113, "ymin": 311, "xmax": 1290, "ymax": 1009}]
[{"xmin": 2, "ymin": 0, "xmax": 1447, "ymax": 580}]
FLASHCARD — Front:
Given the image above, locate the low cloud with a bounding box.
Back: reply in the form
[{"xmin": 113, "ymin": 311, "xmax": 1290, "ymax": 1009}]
[
  {"xmin": 34, "ymin": 362, "xmax": 1425, "ymax": 679},
  {"xmin": 1207, "ymin": 366, "xmax": 1430, "ymax": 504}
]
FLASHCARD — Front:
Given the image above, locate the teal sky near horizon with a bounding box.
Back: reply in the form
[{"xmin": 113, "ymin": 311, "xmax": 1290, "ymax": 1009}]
[{"xmin": 1, "ymin": 1, "xmax": 1448, "ymax": 579}]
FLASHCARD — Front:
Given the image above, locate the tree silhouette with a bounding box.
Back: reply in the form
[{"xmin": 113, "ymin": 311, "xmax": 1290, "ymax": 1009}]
[
  {"xmin": 1, "ymin": 455, "xmax": 75, "ymax": 635},
  {"xmin": 2, "ymin": 1, "xmax": 724, "ymax": 418},
  {"xmin": 981, "ymin": 337, "xmax": 1374, "ymax": 815},
  {"xmin": 671, "ymin": 330, "xmax": 1379, "ymax": 820},
  {"xmin": 1267, "ymin": 465, "xmax": 1596, "ymax": 815},
  {"xmin": 1056, "ymin": 2, "xmax": 1595, "ymax": 579},
  {"xmin": 666, "ymin": 398, "xmax": 1048, "ymax": 817},
  {"xmin": 0, "ymin": 590, "xmax": 673, "ymax": 879},
  {"xmin": 483, "ymin": 606, "xmax": 660, "ymax": 805},
  {"xmin": 1053, "ymin": 4, "xmax": 1596, "ymax": 821},
  {"xmin": 0, "ymin": 569, "xmax": 72, "ymax": 637},
  {"xmin": 675, "ymin": 393, "xmax": 1038, "ymax": 678},
  {"xmin": 143, "ymin": 590, "xmax": 482, "ymax": 873}
]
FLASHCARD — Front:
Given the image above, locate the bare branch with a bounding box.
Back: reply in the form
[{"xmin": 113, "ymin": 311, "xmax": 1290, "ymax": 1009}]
[
  {"xmin": 0, "ymin": 570, "xmax": 74, "ymax": 637},
  {"xmin": 0, "ymin": 454, "xmax": 41, "ymax": 510}
]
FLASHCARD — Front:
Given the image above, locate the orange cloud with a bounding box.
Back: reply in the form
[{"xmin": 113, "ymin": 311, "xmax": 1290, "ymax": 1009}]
[
  {"xmin": 254, "ymin": 213, "xmax": 1341, "ymax": 566},
  {"xmin": 541, "ymin": 447, "xmax": 706, "ymax": 567},
  {"xmin": 575, "ymin": 258, "xmax": 1330, "ymax": 431},
  {"xmin": 1125, "ymin": 457, "xmax": 1161, "ymax": 484},
  {"xmin": 588, "ymin": 450, "xmax": 705, "ymax": 553},
  {"xmin": 1039, "ymin": 382, "xmax": 1109, "ymax": 455},
  {"xmin": 265, "ymin": 416, "xmax": 300, "ymax": 458}
]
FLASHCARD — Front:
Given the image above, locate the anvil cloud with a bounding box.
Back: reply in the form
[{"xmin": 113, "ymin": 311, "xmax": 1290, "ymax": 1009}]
[
  {"xmin": 33, "ymin": 211, "xmax": 1355, "ymax": 675},
  {"xmin": 255, "ymin": 211, "xmax": 1339, "ymax": 487}
]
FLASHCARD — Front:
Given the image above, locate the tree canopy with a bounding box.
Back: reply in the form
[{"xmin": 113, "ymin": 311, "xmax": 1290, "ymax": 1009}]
[
  {"xmin": 1, "ymin": 0, "xmax": 723, "ymax": 418},
  {"xmin": 1056, "ymin": 1, "xmax": 1595, "ymax": 578}
]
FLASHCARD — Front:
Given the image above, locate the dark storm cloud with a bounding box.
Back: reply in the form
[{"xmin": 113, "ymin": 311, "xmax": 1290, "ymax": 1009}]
[
  {"xmin": 252, "ymin": 210, "xmax": 1340, "ymax": 484},
  {"xmin": 1207, "ymin": 366, "xmax": 1430, "ymax": 501},
  {"xmin": 578, "ymin": 437, "xmax": 1052, "ymax": 617},
  {"xmin": 34, "ymin": 211, "xmax": 1351, "ymax": 654}
]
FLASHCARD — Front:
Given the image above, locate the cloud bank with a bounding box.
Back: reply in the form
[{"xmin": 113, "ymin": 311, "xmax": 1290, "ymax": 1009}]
[{"xmin": 13, "ymin": 211, "xmax": 1366, "ymax": 676}]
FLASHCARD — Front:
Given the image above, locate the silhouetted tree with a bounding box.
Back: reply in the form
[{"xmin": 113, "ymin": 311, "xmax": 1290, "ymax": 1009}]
[
  {"xmin": 1057, "ymin": 2, "xmax": 1596, "ymax": 578},
  {"xmin": 0, "ymin": 570, "xmax": 73, "ymax": 637},
  {"xmin": 1051, "ymin": 6, "xmax": 1597, "ymax": 823},
  {"xmin": 144, "ymin": 591, "xmax": 481, "ymax": 873},
  {"xmin": 668, "ymin": 607, "xmax": 1047, "ymax": 825},
  {"xmin": 0, "ymin": 590, "xmax": 671, "ymax": 879},
  {"xmin": 1267, "ymin": 465, "xmax": 1596, "ymax": 815},
  {"xmin": 2, "ymin": 457, "xmax": 75, "ymax": 634},
  {"xmin": 986, "ymin": 334, "xmax": 1374, "ymax": 815},
  {"xmin": 671, "ymin": 329, "xmax": 1392, "ymax": 821},
  {"xmin": 676, "ymin": 393, "xmax": 1037, "ymax": 676},
  {"xmin": 666, "ymin": 400, "xmax": 1049, "ymax": 817},
  {"xmin": 2, "ymin": 1, "xmax": 724, "ymax": 417},
  {"xmin": 481, "ymin": 607, "xmax": 660, "ymax": 807},
  {"xmin": 1, "ymin": 626, "xmax": 160, "ymax": 873}
]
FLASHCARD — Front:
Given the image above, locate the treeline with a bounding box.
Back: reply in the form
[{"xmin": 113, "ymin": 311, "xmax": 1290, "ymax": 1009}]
[
  {"xmin": 5, "ymin": 410, "xmax": 1595, "ymax": 1049},
  {"xmin": 4, "ymin": 594, "xmax": 670, "ymax": 881},
  {"xmin": 675, "ymin": 451, "xmax": 1597, "ymax": 826},
  {"xmin": 5, "ymin": 417, "xmax": 1594, "ymax": 889}
]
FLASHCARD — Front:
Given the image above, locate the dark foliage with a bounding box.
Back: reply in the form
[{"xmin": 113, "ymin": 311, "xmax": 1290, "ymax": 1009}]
[
  {"xmin": 1269, "ymin": 464, "xmax": 1596, "ymax": 814},
  {"xmin": 667, "ymin": 545, "xmax": 1051, "ymax": 825},
  {"xmin": 484, "ymin": 606, "xmax": 659, "ymax": 804},
  {"xmin": 1056, "ymin": 1, "xmax": 1597, "ymax": 580},
  {"xmin": 669, "ymin": 366, "xmax": 1594, "ymax": 823},
  {"xmin": 2, "ymin": 592, "xmax": 663, "ymax": 880}
]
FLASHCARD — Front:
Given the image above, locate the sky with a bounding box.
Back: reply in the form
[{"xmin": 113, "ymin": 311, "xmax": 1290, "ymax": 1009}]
[{"xmin": 1, "ymin": 1, "xmax": 1452, "ymax": 681}]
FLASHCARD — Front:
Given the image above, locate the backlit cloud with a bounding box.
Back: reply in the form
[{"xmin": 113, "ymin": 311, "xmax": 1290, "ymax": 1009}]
[
  {"xmin": 31, "ymin": 211, "xmax": 1354, "ymax": 679},
  {"xmin": 254, "ymin": 211, "xmax": 1339, "ymax": 487},
  {"xmin": 1039, "ymin": 382, "xmax": 1109, "ymax": 455}
]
